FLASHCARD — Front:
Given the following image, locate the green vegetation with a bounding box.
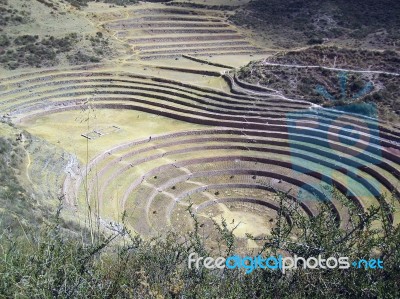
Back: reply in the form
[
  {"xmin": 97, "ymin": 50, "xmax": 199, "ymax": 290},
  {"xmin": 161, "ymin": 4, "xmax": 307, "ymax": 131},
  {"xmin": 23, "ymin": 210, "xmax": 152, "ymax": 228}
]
[
  {"xmin": 267, "ymin": 46, "xmax": 400, "ymax": 73},
  {"xmin": 165, "ymin": 1, "xmax": 234, "ymax": 10},
  {"xmin": 88, "ymin": 32, "xmax": 110, "ymax": 57},
  {"xmin": 0, "ymin": 2, "xmax": 399, "ymax": 298},
  {"xmin": 0, "ymin": 136, "xmax": 52, "ymax": 234},
  {"xmin": 0, "ymin": 191, "xmax": 399, "ymax": 298},
  {"xmin": 1, "ymin": 133, "xmax": 398, "ymax": 297},
  {"xmin": 67, "ymin": 52, "xmax": 100, "ymax": 64},
  {"xmin": 0, "ymin": 0, "xmax": 30, "ymax": 26},
  {"xmin": 237, "ymin": 47, "xmax": 400, "ymax": 121},
  {"xmin": 64, "ymin": 0, "xmax": 138, "ymax": 9},
  {"xmin": 232, "ymin": 0, "xmax": 400, "ymax": 49},
  {"xmin": 36, "ymin": 0, "xmax": 58, "ymax": 9},
  {"xmin": 0, "ymin": 32, "xmax": 112, "ymax": 69},
  {"xmin": 0, "ymin": 34, "xmax": 78, "ymax": 69},
  {"xmin": 102, "ymin": 0, "xmax": 139, "ymax": 6},
  {"xmin": 66, "ymin": 33, "xmax": 109, "ymax": 63}
]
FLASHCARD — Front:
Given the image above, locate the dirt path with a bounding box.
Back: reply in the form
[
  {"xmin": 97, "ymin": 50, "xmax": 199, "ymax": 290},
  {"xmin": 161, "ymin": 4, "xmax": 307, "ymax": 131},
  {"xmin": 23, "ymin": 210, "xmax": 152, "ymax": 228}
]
[{"xmin": 259, "ymin": 62, "xmax": 400, "ymax": 76}]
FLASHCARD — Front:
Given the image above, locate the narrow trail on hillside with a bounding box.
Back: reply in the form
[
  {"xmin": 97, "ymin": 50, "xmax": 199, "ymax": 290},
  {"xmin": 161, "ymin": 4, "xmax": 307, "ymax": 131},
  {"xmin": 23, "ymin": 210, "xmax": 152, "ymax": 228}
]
[{"xmin": 259, "ymin": 62, "xmax": 400, "ymax": 76}]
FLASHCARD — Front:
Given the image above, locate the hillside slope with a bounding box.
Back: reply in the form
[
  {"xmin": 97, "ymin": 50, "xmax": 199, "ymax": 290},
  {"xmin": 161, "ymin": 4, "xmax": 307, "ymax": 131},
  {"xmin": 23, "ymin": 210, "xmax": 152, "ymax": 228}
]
[
  {"xmin": 236, "ymin": 46, "xmax": 400, "ymax": 122},
  {"xmin": 231, "ymin": 0, "xmax": 400, "ymax": 50}
]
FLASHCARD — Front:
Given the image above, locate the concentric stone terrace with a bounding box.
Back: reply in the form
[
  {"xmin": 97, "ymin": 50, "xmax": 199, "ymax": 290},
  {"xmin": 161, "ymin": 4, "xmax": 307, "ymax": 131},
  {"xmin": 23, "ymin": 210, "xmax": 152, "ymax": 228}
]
[
  {"xmin": 97, "ymin": 5, "xmax": 269, "ymax": 60},
  {"xmin": 1, "ymin": 63, "xmax": 399, "ymax": 242}
]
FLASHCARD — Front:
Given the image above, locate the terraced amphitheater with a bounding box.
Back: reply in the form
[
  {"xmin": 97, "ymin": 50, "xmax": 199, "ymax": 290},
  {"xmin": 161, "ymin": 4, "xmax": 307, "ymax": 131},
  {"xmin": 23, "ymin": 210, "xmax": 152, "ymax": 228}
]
[
  {"xmin": 93, "ymin": 3, "xmax": 271, "ymax": 61},
  {"xmin": 1, "ymin": 61, "xmax": 399, "ymax": 246},
  {"xmin": 0, "ymin": 1, "xmax": 399, "ymax": 250}
]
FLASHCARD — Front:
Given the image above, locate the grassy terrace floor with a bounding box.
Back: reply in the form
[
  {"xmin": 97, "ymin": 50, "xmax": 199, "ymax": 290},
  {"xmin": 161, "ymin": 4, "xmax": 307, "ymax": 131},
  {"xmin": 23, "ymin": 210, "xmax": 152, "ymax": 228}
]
[{"xmin": 1, "ymin": 60, "xmax": 398, "ymax": 245}]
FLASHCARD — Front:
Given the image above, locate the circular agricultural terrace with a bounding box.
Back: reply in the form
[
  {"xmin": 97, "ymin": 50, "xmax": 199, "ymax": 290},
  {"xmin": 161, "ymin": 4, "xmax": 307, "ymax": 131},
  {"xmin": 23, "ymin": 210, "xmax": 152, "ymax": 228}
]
[
  {"xmin": 0, "ymin": 4, "xmax": 399, "ymax": 248},
  {"xmin": 1, "ymin": 62, "xmax": 399, "ymax": 248}
]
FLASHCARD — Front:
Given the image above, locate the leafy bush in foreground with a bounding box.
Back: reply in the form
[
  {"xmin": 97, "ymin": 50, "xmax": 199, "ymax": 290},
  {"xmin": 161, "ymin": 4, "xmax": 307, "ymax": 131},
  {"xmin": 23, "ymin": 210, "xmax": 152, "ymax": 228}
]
[{"xmin": 0, "ymin": 190, "xmax": 399, "ymax": 298}]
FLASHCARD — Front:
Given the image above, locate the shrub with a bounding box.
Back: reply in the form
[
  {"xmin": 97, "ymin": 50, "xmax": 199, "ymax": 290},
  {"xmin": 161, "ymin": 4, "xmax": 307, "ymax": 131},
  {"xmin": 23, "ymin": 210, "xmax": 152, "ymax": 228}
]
[
  {"xmin": 0, "ymin": 34, "xmax": 10, "ymax": 47},
  {"xmin": 307, "ymin": 37, "xmax": 324, "ymax": 45},
  {"xmin": 64, "ymin": 0, "xmax": 138, "ymax": 8},
  {"xmin": 0, "ymin": 34, "xmax": 81, "ymax": 69},
  {"xmin": 0, "ymin": 191, "xmax": 399, "ymax": 298}
]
